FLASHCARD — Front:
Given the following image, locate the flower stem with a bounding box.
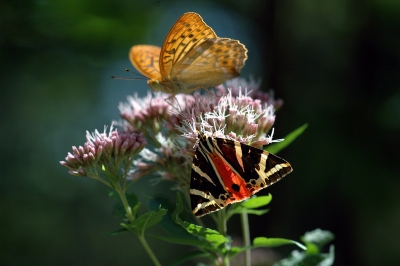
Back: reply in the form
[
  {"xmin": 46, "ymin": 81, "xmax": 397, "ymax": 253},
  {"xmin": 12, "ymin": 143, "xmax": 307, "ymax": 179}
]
[
  {"xmin": 115, "ymin": 183, "xmax": 135, "ymax": 222},
  {"xmin": 216, "ymin": 209, "xmax": 230, "ymax": 266},
  {"xmin": 114, "ymin": 183, "xmax": 161, "ymax": 265},
  {"xmin": 240, "ymin": 211, "xmax": 251, "ymax": 266},
  {"xmin": 216, "ymin": 209, "xmax": 227, "ymax": 236},
  {"xmin": 138, "ymin": 234, "xmax": 162, "ymax": 266}
]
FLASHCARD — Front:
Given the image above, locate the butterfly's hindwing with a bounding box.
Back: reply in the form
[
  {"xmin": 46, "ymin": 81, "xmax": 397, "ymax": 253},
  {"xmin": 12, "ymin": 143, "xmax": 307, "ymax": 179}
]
[
  {"xmin": 172, "ymin": 38, "xmax": 247, "ymax": 92},
  {"xmin": 190, "ymin": 135, "xmax": 293, "ymax": 217},
  {"xmin": 190, "ymin": 145, "xmax": 230, "ymax": 218}
]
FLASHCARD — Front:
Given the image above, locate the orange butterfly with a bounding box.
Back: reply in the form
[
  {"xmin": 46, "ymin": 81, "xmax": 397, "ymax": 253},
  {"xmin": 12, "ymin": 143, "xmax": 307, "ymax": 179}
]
[{"xmin": 129, "ymin": 12, "xmax": 248, "ymax": 95}]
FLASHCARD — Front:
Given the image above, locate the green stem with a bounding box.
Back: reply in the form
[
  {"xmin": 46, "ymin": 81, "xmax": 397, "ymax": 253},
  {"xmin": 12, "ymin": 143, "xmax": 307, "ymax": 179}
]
[
  {"xmin": 87, "ymin": 168, "xmax": 113, "ymax": 189},
  {"xmin": 138, "ymin": 235, "xmax": 162, "ymax": 266},
  {"xmin": 115, "ymin": 183, "xmax": 135, "ymax": 222},
  {"xmin": 240, "ymin": 211, "xmax": 251, "ymax": 266},
  {"xmin": 216, "ymin": 210, "xmax": 230, "ymax": 266},
  {"xmin": 115, "ymin": 184, "xmax": 161, "ymax": 265},
  {"xmin": 216, "ymin": 209, "xmax": 227, "ymax": 236}
]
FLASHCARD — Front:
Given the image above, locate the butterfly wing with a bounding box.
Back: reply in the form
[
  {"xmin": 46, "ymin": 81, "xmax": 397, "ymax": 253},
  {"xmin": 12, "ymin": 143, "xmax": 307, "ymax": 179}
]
[
  {"xmin": 190, "ymin": 140, "xmax": 229, "ymax": 217},
  {"xmin": 216, "ymin": 138, "xmax": 293, "ymax": 193},
  {"xmin": 129, "ymin": 45, "xmax": 162, "ymax": 80},
  {"xmin": 170, "ymin": 38, "xmax": 248, "ymax": 91},
  {"xmin": 190, "ymin": 136, "xmax": 292, "ymax": 217},
  {"xmin": 159, "ymin": 12, "xmax": 217, "ymax": 78}
]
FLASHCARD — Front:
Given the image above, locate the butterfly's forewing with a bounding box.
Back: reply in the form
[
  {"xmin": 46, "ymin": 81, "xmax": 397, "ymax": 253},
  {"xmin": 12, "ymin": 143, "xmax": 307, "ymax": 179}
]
[
  {"xmin": 171, "ymin": 38, "xmax": 248, "ymax": 91},
  {"xmin": 129, "ymin": 45, "xmax": 162, "ymax": 80},
  {"xmin": 159, "ymin": 12, "xmax": 217, "ymax": 78},
  {"xmin": 190, "ymin": 135, "xmax": 292, "ymax": 217}
]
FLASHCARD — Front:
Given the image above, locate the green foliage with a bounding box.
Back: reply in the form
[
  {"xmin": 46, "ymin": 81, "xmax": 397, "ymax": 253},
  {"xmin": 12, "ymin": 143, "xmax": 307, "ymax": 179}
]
[
  {"xmin": 121, "ymin": 206, "xmax": 167, "ymax": 236},
  {"xmin": 172, "ymin": 192, "xmax": 228, "ymax": 249},
  {"xmin": 112, "ymin": 193, "xmax": 139, "ymax": 219},
  {"xmin": 274, "ymin": 229, "xmax": 335, "ymax": 266},
  {"xmin": 227, "ymin": 194, "xmax": 272, "ymax": 218},
  {"xmin": 266, "ymin": 123, "xmax": 308, "ymax": 154},
  {"xmin": 228, "ymin": 237, "xmax": 306, "ymax": 259},
  {"xmin": 301, "ymin": 229, "xmax": 335, "ymax": 252},
  {"xmin": 155, "ymin": 192, "xmax": 321, "ymax": 265},
  {"xmin": 253, "ymin": 237, "xmax": 306, "ymax": 249},
  {"xmin": 109, "ymin": 192, "xmax": 167, "ymax": 238}
]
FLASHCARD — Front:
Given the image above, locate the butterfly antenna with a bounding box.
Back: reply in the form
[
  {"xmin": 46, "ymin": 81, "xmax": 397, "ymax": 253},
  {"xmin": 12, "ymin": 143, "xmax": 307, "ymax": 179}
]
[
  {"xmin": 110, "ymin": 68, "xmax": 147, "ymax": 80},
  {"xmin": 125, "ymin": 68, "xmax": 148, "ymax": 78}
]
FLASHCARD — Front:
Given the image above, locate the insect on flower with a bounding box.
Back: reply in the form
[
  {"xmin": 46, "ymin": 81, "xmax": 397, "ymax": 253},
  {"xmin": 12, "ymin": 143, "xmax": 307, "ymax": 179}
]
[
  {"xmin": 190, "ymin": 132, "xmax": 293, "ymax": 217},
  {"xmin": 129, "ymin": 12, "xmax": 248, "ymax": 95}
]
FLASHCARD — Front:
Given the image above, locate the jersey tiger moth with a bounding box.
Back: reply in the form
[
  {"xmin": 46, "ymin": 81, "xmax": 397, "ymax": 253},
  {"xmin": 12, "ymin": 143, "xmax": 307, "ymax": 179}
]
[{"xmin": 190, "ymin": 133, "xmax": 293, "ymax": 217}]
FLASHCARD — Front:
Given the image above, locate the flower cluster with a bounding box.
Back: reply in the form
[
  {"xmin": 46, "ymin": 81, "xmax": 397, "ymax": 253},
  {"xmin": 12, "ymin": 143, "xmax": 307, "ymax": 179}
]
[
  {"xmin": 59, "ymin": 76, "xmax": 300, "ymax": 265},
  {"xmin": 115, "ymin": 77, "xmax": 283, "ymax": 190},
  {"xmin": 61, "ymin": 77, "xmax": 283, "ymax": 191},
  {"xmin": 177, "ymin": 88, "xmax": 277, "ymax": 149},
  {"xmin": 60, "ymin": 125, "xmax": 146, "ymax": 184},
  {"xmin": 216, "ymin": 76, "xmax": 283, "ymax": 110}
]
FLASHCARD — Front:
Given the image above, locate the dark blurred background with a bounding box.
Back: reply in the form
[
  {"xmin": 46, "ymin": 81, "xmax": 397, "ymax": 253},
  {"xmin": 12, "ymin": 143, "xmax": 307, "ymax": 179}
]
[{"xmin": 1, "ymin": 0, "xmax": 399, "ymax": 265}]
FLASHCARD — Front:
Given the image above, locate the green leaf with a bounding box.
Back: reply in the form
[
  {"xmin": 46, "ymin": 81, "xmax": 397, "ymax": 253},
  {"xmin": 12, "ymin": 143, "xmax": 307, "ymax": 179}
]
[
  {"xmin": 301, "ymin": 229, "xmax": 335, "ymax": 249},
  {"xmin": 273, "ymin": 229, "xmax": 335, "ymax": 266},
  {"xmin": 108, "ymin": 190, "xmax": 119, "ymax": 200},
  {"xmin": 266, "ymin": 123, "xmax": 308, "ymax": 154},
  {"xmin": 112, "ymin": 193, "xmax": 140, "ymax": 219},
  {"xmin": 108, "ymin": 227, "xmax": 128, "ymax": 235},
  {"xmin": 239, "ymin": 195, "xmax": 272, "ymax": 209},
  {"xmin": 304, "ymin": 242, "xmax": 320, "ymax": 255},
  {"xmin": 147, "ymin": 195, "xmax": 209, "ymax": 248},
  {"xmin": 185, "ymin": 223, "xmax": 228, "ymax": 247},
  {"xmin": 228, "ymin": 237, "xmax": 306, "ymax": 259},
  {"xmin": 274, "ymin": 245, "xmax": 335, "ymax": 266},
  {"xmin": 170, "ymin": 250, "xmax": 213, "ymax": 266},
  {"xmin": 227, "ymin": 195, "xmax": 271, "ymax": 218},
  {"xmin": 172, "ymin": 192, "xmax": 185, "ymax": 219},
  {"xmin": 124, "ymin": 206, "xmax": 167, "ymax": 235},
  {"xmin": 228, "ymin": 246, "xmax": 243, "ymax": 257},
  {"xmin": 130, "ymin": 201, "xmax": 140, "ymax": 218},
  {"xmin": 320, "ymin": 245, "xmax": 335, "ymax": 266},
  {"xmin": 172, "ymin": 192, "xmax": 228, "ymax": 249},
  {"xmin": 149, "ymin": 234, "xmax": 209, "ymax": 248},
  {"xmin": 253, "ymin": 237, "xmax": 306, "ymax": 250},
  {"xmin": 273, "ymin": 250, "xmax": 306, "ymax": 266},
  {"xmin": 227, "ymin": 207, "xmax": 270, "ymax": 217},
  {"xmin": 148, "ymin": 196, "xmax": 194, "ymax": 239}
]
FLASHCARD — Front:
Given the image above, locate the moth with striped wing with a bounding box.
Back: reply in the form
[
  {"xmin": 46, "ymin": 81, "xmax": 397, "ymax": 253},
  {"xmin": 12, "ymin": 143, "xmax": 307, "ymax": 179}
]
[{"xmin": 190, "ymin": 133, "xmax": 293, "ymax": 218}]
